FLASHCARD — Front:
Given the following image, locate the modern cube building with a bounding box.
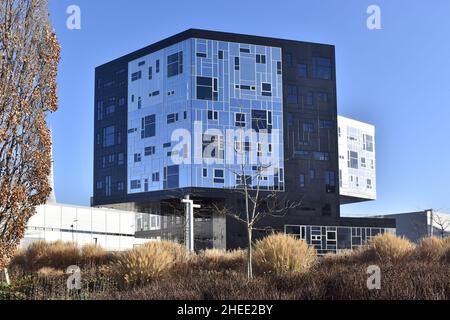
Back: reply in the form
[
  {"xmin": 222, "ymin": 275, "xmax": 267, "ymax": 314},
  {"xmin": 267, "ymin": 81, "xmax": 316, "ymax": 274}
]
[
  {"xmin": 338, "ymin": 116, "xmax": 377, "ymax": 204},
  {"xmin": 93, "ymin": 29, "xmax": 394, "ymax": 253}
]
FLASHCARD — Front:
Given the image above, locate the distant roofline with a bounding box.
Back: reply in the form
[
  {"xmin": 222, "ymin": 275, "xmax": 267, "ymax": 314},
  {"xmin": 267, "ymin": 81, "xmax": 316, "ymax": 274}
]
[{"xmin": 96, "ymin": 28, "xmax": 335, "ymax": 71}]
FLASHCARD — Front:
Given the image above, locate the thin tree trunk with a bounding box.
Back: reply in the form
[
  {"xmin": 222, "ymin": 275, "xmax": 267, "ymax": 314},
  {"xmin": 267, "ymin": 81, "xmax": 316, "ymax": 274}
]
[
  {"xmin": 3, "ymin": 268, "xmax": 10, "ymax": 285},
  {"xmin": 247, "ymin": 227, "xmax": 253, "ymax": 279}
]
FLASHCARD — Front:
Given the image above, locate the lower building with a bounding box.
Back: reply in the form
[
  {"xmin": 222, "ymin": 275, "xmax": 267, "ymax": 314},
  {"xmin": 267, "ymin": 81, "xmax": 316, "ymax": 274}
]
[
  {"xmin": 372, "ymin": 210, "xmax": 450, "ymax": 243},
  {"xmin": 22, "ymin": 203, "xmax": 150, "ymax": 251}
]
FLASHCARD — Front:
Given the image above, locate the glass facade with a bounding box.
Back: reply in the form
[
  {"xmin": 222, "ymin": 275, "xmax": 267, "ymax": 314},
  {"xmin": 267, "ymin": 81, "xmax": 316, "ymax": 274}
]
[
  {"xmin": 127, "ymin": 38, "xmax": 285, "ymax": 194},
  {"xmin": 285, "ymin": 224, "xmax": 396, "ymax": 255}
]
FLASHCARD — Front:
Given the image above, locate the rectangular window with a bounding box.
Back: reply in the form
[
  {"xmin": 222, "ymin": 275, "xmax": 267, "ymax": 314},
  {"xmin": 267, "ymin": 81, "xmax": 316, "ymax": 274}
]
[
  {"xmin": 197, "ymin": 77, "xmax": 218, "ymax": 101},
  {"xmin": 361, "ymin": 157, "xmax": 366, "ymax": 168},
  {"xmin": 131, "ymin": 71, "xmax": 142, "ymax": 82},
  {"xmin": 288, "ymin": 85, "xmax": 298, "ymax": 104},
  {"xmin": 105, "ymin": 176, "xmax": 111, "ymax": 196},
  {"xmin": 163, "ymin": 165, "xmax": 179, "ymax": 189},
  {"xmin": 202, "ymin": 168, "xmax": 208, "ymax": 178},
  {"xmin": 117, "ymin": 153, "xmax": 125, "ymax": 165},
  {"xmin": 277, "ymin": 61, "xmax": 282, "ymax": 75},
  {"xmin": 148, "ymin": 67, "xmax": 153, "ymax": 80},
  {"xmin": 137, "ymin": 97, "xmax": 142, "ymax": 109},
  {"xmin": 208, "ymin": 110, "xmax": 219, "ymax": 121},
  {"xmin": 313, "ymin": 57, "xmax": 332, "ymax": 80},
  {"xmin": 303, "ymin": 122, "xmax": 314, "ymax": 133},
  {"xmin": 320, "ymin": 120, "xmax": 333, "ymax": 129},
  {"xmin": 167, "ymin": 51, "xmax": 183, "ymax": 77},
  {"xmin": 364, "ymin": 135, "xmax": 374, "ymax": 152},
  {"xmin": 314, "ymin": 152, "xmax": 330, "ymax": 161},
  {"xmin": 156, "ymin": 60, "xmax": 160, "ymax": 73},
  {"xmin": 196, "ymin": 52, "xmax": 207, "ymax": 58},
  {"xmin": 252, "ymin": 110, "xmax": 272, "ymax": 133},
  {"xmin": 167, "ymin": 113, "xmax": 179, "ymax": 124},
  {"xmin": 141, "ymin": 115, "xmax": 156, "ymax": 139},
  {"xmin": 152, "ymin": 172, "xmax": 160, "ymax": 182},
  {"xmin": 325, "ymin": 171, "xmax": 336, "ymax": 194},
  {"xmin": 317, "ymin": 92, "xmax": 329, "ymax": 103},
  {"xmin": 131, "ymin": 180, "xmax": 141, "ymax": 190},
  {"xmin": 214, "ymin": 169, "xmax": 225, "ymax": 184},
  {"xmin": 286, "ymin": 53, "xmax": 293, "ymax": 67},
  {"xmin": 309, "ymin": 169, "xmax": 316, "ymax": 179},
  {"xmin": 117, "ymin": 182, "xmax": 125, "ymax": 192},
  {"xmin": 235, "ymin": 113, "xmax": 246, "ymax": 127},
  {"xmin": 299, "ymin": 174, "xmax": 306, "ymax": 188},
  {"xmin": 218, "ymin": 50, "xmax": 224, "ymax": 60},
  {"xmin": 118, "ymin": 97, "xmax": 126, "ymax": 106},
  {"xmin": 297, "ymin": 63, "xmax": 307, "ymax": 77},
  {"xmin": 97, "ymin": 101, "xmax": 103, "ymax": 121},
  {"xmin": 348, "ymin": 151, "xmax": 359, "ymax": 169},
  {"xmin": 256, "ymin": 54, "xmax": 266, "ymax": 64},
  {"xmin": 134, "ymin": 153, "xmax": 142, "ymax": 163},
  {"xmin": 145, "ymin": 146, "xmax": 156, "ymax": 156},
  {"xmin": 96, "ymin": 180, "xmax": 103, "ymax": 190},
  {"xmin": 262, "ymin": 83, "xmax": 272, "ymax": 97},
  {"xmin": 138, "ymin": 61, "xmax": 145, "ymax": 66},
  {"xmin": 103, "ymin": 126, "xmax": 115, "ymax": 147},
  {"xmin": 235, "ymin": 57, "xmax": 240, "ymax": 70},
  {"xmin": 240, "ymin": 48, "xmax": 250, "ymax": 53}
]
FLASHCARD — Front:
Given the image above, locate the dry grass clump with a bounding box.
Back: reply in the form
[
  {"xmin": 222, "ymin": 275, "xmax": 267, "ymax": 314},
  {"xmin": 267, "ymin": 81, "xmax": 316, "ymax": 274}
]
[
  {"xmin": 253, "ymin": 233, "xmax": 317, "ymax": 276},
  {"xmin": 110, "ymin": 241, "xmax": 188, "ymax": 288},
  {"xmin": 11, "ymin": 241, "xmax": 81, "ymax": 271},
  {"xmin": 192, "ymin": 249, "xmax": 245, "ymax": 272},
  {"xmin": 414, "ymin": 237, "xmax": 446, "ymax": 262},
  {"xmin": 10, "ymin": 241, "xmax": 114, "ymax": 271},
  {"xmin": 36, "ymin": 267, "xmax": 65, "ymax": 278},
  {"xmin": 439, "ymin": 237, "xmax": 450, "ymax": 263},
  {"xmin": 81, "ymin": 244, "xmax": 113, "ymax": 267},
  {"xmin": 357, "ymin": 233, "xmax": 415, "ymax": 264}
]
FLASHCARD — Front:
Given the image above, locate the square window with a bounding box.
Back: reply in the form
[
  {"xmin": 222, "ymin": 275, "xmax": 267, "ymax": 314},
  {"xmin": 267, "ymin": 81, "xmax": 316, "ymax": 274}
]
[
  {"xmin": 297, "ymin": 63, "xmax": 307, "ymax": 77},
  {"xmin": 235, "ymin": 113, "xmax": 246, "ymax": 127}
]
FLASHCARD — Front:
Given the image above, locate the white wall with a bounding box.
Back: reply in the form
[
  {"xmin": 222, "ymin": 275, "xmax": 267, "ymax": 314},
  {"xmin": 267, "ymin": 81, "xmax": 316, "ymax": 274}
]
[
  {"xmin": 21, "ymin": 204, "xmax": 150, "ymax": 251},
  {"xmin": 338, "ymin": 116, "xmax": 377, "ymax": 201}
]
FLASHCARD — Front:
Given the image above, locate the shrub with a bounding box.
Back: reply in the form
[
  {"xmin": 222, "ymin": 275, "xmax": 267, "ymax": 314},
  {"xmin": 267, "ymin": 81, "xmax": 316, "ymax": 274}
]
[
  {"xmin": 441, "ymin": 237, "xmax": 450, "ymax": 263},
  {"xmin": 253, "ymin": 233, "xmax": 317, "ymax": 276},
  {"xmin": 358, "ymin": 233, "xmax": 415, "ymax": 264},
  {"xmin": 46, "ymin": 241, "xmax": 81, "ymax": 269},
  {"xmin": 193, "ymin": 249, "xmax": 245, "ymax": 272},
  {"xmin": 81, "ymin": 244, "xmax": 113, "ymax": 267},
  {"xmin": 111, "ymin": 241, "xmax": 188, "ymax": 288},
  {"xmin": 414, "ymin": 237, "xmax": 445, "ymax": 262},
  {"xmin": 11, "ymin": 240, "xmax": 81, "ymax": 271}
]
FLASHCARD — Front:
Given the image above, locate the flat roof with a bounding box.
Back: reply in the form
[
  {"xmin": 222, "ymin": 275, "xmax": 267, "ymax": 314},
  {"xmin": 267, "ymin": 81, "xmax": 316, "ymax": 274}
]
[{"xmin": 96, "ymin": 28, "xmax": 335, "ymax": 71}]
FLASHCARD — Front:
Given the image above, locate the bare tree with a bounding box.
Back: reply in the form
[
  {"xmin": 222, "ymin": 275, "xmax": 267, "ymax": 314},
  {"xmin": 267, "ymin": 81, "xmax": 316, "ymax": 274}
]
[
  {"xmin": 211, "ymin": 131, "xmax": 300, "ymax": 279},
  {"xmin": 430, "ymin": 210, "xmax": 450, "ymax": 239},
  {"xmin": 0, "ymin": 0, "xmax": 60, "ymax": 271}
]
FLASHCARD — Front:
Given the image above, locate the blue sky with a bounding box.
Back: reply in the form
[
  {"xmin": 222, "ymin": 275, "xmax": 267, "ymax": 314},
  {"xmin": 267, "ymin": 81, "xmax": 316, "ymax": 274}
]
[{"xmin": 47, "ymin": 0, "xmax": 450, "ymax": 216}]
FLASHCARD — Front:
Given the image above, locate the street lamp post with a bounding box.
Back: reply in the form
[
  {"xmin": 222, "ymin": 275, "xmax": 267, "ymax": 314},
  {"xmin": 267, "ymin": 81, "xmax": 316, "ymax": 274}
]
[
  {"xmin": 182, "ymin": 195, "xmax": 201, "ymax": 252},
  {"xmin": 71, "ymin": 219, "xmax": 78, "ymax": 242}
]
